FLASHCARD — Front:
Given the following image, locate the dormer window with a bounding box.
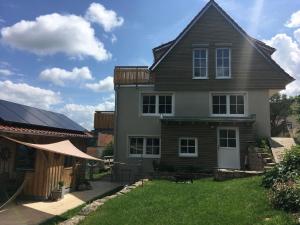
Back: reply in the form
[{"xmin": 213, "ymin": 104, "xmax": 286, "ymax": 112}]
[
  {"xmin": 216, "ymin": 48, "xmax": 231, "ymax": 78},
  {"xmin": 193, "ymin": 49, "xmax": 208, "ymax": 79}
]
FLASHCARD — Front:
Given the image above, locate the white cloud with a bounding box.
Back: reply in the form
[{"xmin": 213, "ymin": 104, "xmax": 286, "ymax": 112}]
[
  {"xmin": 59, "ymin": 94, "xmax": 114, "ymax": 130},
  {"xmin": 40, "ymin": 66, "xmax": 93, "ymax": 86},
  {"xmin": 111, "ymin": 34, "xmax": 117, "ymax": 43},
  {"xmin": 85, "ymin": 76, "xmax": 113, "ymax": 92},
  {"xmin": 85, "ymin": 3, "xmax": 124, "ymax": 32},
  {"xmin": 285, "ymin": 10, "xmax": 300, "ymax": 28},
  {"xmin": 264, "ymin": 33, "xmax": 300, "ymax": 96},
  {"xmin": 0, "ymin": 68, "xmax": 13, "ymax": 76},
  {"xmin": 1, "ymin": 13, "xmax": 111, "ymax": 61},
  {"xmin": 0, "ymin": 80, "xmax": 61, "ymax": 109}
]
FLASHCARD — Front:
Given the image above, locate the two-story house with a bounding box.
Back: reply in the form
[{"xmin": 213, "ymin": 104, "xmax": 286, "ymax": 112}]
[{"xmin": 113, "ymin": 0, "xmax": 294, "ymax": 177}]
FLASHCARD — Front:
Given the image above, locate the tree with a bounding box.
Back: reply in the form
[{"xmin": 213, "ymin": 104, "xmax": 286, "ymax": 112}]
[
  {"xmin": 294, "ymin": 95, "xmax": 300, "ymax": 123},
  {"xmin": 270, "ymin": 93, "xmax": 293, "ymax": 136}
]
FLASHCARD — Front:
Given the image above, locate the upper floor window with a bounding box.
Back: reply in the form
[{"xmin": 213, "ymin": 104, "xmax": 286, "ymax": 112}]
[
  {"xmin": 142, "ymin": 95, "xmax": 156, "ymax": 114},
  {"xmin": 216, "ymin": 48, "xmax": 231, "ymax": 78},
  {"xmin": 193, "ymin": 49, "xmax": 208, "ymax": 79},
  {"xmin": 211, "ymin": 93, "xmax": 246, "ymax": 116},
  {"xmin": 128, "ymin": 136, "xmax": 160, "ymax": 158},
  {"xmin": 142, "ymin": 94, "xmax": 173, "ymax": 116}
]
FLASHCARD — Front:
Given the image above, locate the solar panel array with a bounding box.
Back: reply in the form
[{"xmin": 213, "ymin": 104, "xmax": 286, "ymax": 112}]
[{"xmin": 0, "ymin": 99, "xmax": 86, "ymax": 132}]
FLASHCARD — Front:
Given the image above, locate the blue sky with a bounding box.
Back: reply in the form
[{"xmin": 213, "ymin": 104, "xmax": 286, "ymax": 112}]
[{"xmin": 0, "ymin": 0, "xmax": 300, "ymax": 129}]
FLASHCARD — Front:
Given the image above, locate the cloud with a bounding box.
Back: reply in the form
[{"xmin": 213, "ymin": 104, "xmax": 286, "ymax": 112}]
[
  {"xmin": 0, "ymin": 68, "xmax": 13, "ymax": 76},
  {"xmin": 40, "ymin": 66, "xmax": 93, "ymax": 86},
  {"xmin": 111, "ymin": 34, "xmax": 117, "ymax": 43},
  {"xmin": 1, "ymin": 13, "xmax": 111, "ymax": 61},
  {"xmin": 264, "ymin": 33, "xmax": 300, "ymax": 96},
  {"xmin": 0, "ymin": 80, "xmax": 61, "ymax": 109},
  {"xmin": 285, "ymin": 10, "xmax": 300, "ymax": 28},
  {"xmin": 59, "ymin": 94, "xmax": 114, "ymax": 129},
  {"xmin": 85, "ymin": 3, "xmax": 124, "ymax": 32},
  {"xmin": 85, "ymin": 76, "xmax": 113, "ymax": 92}
]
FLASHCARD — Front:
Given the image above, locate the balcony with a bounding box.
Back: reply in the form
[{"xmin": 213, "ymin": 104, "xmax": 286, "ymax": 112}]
[{"xmin": 114, "ymin": 66, "xmax": 153, "ymax": 85}]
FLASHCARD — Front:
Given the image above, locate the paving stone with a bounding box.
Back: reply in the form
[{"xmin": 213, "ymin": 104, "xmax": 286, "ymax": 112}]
[{"xmin": 79, "ymin": 202, "xmax": 103, "ymax": 216}]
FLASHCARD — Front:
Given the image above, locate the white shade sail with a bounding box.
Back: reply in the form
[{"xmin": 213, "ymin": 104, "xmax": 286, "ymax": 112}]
[{"xmin": 2, "ymin": 135, "xmax": 101, "ymax": 161}]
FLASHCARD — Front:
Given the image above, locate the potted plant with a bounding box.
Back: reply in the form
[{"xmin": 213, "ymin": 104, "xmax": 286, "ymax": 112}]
[{"xmin": 51, "ymin": 181, "xmax": 65, "ymax": 201}]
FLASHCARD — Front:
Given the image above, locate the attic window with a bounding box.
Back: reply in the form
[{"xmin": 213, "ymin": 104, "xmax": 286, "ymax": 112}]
[
  {"xmin": 216, "ymin": 48, "xmax": 231, "ymax": 78},
  {"xmin": 193, "ymin": 49, "xmax": 208, "ymax": 79}
]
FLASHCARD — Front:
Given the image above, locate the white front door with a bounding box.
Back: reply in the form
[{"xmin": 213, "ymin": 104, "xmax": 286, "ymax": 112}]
[{"xmin": 217, "ymin": 127, "xmax": 240, "ymax": 169}]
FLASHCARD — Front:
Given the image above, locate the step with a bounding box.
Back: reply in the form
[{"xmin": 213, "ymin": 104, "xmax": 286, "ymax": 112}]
[
  {"xmin": 264, "ymin": 166, "xmax": 274, "ymax": 171},
  {"xmin": 260, "ymin": 152, "xmax": 272, "ymax": 158},
  {"xmin": 263, "ymin": 157, "xmax": 273, "ymax": 163},
  {"xmin": 266, "ymin": 162, "xmax": 276, "ymax": 167}
]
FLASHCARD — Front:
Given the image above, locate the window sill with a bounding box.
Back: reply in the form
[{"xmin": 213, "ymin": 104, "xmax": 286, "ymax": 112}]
[
  {"xmin": 141, "ymin": 113, "xmax": 174, "ymax": 117},
  {"xmin": 179, "ymin": 154, "xmax": 198, "ymax": 158},
  {"xmin": 215, "ymin": 76, "xmax": 231, "ymax": 79},
  {"xmin": 192, "ymin": 77, "xmax": 208, "ymax": 80},
  {"xmin": 210, "ymin": 114, "xmax": 247, "ymax": 117}
]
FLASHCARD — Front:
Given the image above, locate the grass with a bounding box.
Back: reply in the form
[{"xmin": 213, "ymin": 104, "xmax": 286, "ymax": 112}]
[
  {"xmin": 81, "ymin": 177, "xmax": 297, "ymax": 225},
  {"xmin": 39, "ymin": 186, "xmax": 122, "ymax": 225}
]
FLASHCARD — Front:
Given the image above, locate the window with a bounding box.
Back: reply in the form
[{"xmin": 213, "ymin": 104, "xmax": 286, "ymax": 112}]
[
  {"xmin": 179, "ymin": 137, "xmax": 198, "ymax": 157},
  {"xmin": 212, "ymin": 95, "xmax": 227, "ymax": 115},
  {"xmin": 159, "ymin": 96, "xmax": 172, "ymax": 114},
  {"xmin": 142, "ymin": 94, "xmax": 173, "ymax": 115},
  {"xmin": 15, "ymin": 145, "xmax": 36, "ymax": 170},
  {"xmin": 219, "ymin": 129, "xmax": 237, "ymax": 148},
  {"xmin": 230, "ymin": 95, "xmax": 244, "ymax": 114},
  {"xmin": 193, "ymin": 49, "xmax": 208, "ymax": 78},
  {"xmin": 129, "ymin": 137, "xmax": 144, "ymax": 155},
  {"xmin": 142, "ymin": 95, "xmax": 156, "ymax": 114},
  {"xmin": 128, "ymin": 136, "xmax": 160, "ymax": 157},
  {"xmin": 211, "ymin": 93, "xmax": 246, "ymax": 116},
  {"xmin": 216, "ymin": 48, "xmax": 231, "ymax": 78}
]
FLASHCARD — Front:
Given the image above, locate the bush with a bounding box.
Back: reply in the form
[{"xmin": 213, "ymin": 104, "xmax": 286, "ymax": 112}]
[
  {"xmin": 269, "ymin": 180, "xmax": 300, "ymax": 212},
  {"xmin": 102, "ymin": 141, "xmax": 113, "ymax": 157},
  {"xmin": 262, "ymin": 145, "xmax": 300, "ymax": 188}
]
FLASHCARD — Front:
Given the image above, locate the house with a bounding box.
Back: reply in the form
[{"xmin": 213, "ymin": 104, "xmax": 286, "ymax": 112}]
[
  {"xmin": 87, "ymin": 111, "xmax": 114, "ymax": 158},
  {"xmin": 0, "ymin": 99, "xmax": 98, "ymax": 202},
  {"xmin": 113, "ymin": 0, "xmax": 294, "ymax": 178}
]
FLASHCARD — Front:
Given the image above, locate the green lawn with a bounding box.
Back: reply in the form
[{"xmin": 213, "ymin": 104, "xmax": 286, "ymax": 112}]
[{"xmin": 81, "ymin": 177, "xmax": 297, "ymax": 225}]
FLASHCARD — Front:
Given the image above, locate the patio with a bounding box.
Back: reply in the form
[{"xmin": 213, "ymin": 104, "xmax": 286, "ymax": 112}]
[{"xmin": 0, "ymin": 180, "xmax": 122, "ymax": 225}]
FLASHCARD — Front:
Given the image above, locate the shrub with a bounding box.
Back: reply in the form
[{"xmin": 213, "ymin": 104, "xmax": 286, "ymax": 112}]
[
  {"xmin": 269, "ymin": 180, "xmax": 300, "ymax": 212},
  {"xmin": 256, "ymin": 137, "xmax": 271, "ymax": 152},
  {"xmin": 102, "ymin": 142, "xmax": 114, "ymax": 157},
  {"xmin": 262, "ymin": 145, "xmax": 300, "ymax": 188}
]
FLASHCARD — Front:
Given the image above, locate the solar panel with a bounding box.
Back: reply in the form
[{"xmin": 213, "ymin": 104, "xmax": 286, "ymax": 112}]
[{"xmin": 0, "ymin": 99, "xmax": 86, "ymax": 132}]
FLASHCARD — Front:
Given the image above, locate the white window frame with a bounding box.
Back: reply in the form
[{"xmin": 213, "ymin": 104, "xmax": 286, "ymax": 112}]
[
  {"xmin": 140, "ymin": 93, "xmax": 175, "ymax": 117},
  {"xmin": 128, "ymin": 135, "xmax": 161, "ymax": 158},
  {"xmin": 193, "ymin": 48, "xmax": 208, "ymax": 79},
  {"xmin": 210, "ymin": 92, "xmax": 248, "ymax": 117},
  {"xmin": 215, "ymin": 48, "xmax": 231, "ymax": 79},
  {"xmin": 178, "ymin": 137, "xmax": 198, "ymax": 157}
]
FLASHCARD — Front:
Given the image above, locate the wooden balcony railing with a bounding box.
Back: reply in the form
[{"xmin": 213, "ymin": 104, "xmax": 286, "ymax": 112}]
[{"xmin": 114, "ymin": 66, "xmax": 153, "ymax": 85}]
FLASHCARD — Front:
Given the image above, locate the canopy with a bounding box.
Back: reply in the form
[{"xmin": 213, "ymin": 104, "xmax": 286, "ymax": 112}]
[{"xmin": 2, "ymin": 135, "xmax": 101, "ymax": 161}]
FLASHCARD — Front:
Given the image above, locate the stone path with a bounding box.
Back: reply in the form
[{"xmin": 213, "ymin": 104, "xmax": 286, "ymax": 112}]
[
  {"xmin": 269, "ymin": 137, "xmax": 296, "ymax": 163},
  {"xmin": 0, "ymin": 181, "xmax": 121, "ymax": 225}
]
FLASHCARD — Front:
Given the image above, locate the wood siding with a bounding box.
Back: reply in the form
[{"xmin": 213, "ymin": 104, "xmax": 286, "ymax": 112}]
[
  {"xmin": 161, "ymin": 122, "xmax": 255, "ymax": 170},
  {"xmin": 153, "ymin": 6, "xmax": 292, "ymax": 91}
]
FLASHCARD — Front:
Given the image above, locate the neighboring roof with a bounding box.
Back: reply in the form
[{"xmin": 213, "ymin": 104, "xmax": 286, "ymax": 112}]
[
  {"xmin": 149, "ymin": 0, "xmax": 294, "ymax": 83},
  {"xmin": 161, "ymin": 115, "xmax": 256, "ymax": 123},
  {"xmin": 2, "ymin": 135, "xmax": 100, "ymax": 161},
  {"xmin": 0, "ymin": 99, "xmax": 86, "ymax": 132},
  {"xmin": 0, "ymin": 124, "xmax": 91, "ymax": 138}
]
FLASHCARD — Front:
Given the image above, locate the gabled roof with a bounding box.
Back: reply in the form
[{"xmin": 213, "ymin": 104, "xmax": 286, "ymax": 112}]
[{"xmin": 149, "ymin": 0, "xmax": 294, "ymax": 83}]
